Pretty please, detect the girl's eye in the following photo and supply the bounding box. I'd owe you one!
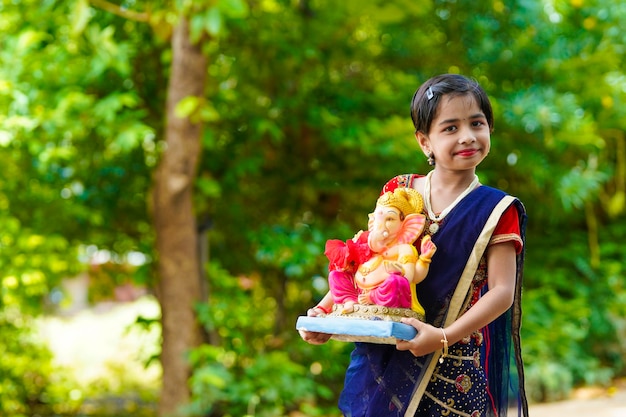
[444,125,457,132]
[472,121,485,127]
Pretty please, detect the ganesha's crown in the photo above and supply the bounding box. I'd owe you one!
[377,187,424,217]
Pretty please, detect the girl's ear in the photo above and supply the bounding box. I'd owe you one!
[415,131,430,155]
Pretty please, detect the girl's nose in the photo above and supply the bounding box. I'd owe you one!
[459,127,477,143]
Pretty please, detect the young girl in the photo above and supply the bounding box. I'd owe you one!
[299,74,529,417]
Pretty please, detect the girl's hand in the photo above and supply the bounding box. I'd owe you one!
[396,318,443,357]
[298,307,332,345]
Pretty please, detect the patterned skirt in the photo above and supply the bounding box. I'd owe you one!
[416,333,487,417]
[338,332,488,417]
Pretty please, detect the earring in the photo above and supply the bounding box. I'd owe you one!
[427,152,435,166]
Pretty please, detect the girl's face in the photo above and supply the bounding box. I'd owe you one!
[416,94,491,172]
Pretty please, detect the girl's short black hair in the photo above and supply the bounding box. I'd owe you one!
[410,74,494,134]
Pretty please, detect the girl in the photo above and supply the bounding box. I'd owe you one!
[300,74,528,417]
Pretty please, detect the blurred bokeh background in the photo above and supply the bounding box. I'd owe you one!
[1,0,625,416]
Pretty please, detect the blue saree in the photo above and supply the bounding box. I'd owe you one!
[338,180,528,417]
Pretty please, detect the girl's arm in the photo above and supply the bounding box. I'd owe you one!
[397,241,517,356]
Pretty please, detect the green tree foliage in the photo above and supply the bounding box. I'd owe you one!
[1,0,625,415]
[0,0,162,412]
[0,311,82,416]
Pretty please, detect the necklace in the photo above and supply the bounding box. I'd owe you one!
[358,255,383,278]
[423,170,480,234]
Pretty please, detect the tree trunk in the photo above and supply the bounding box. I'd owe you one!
[153,17,207,417]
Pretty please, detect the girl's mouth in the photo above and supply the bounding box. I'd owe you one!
[456,149,478,157]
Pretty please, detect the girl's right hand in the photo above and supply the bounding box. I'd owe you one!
[396,318,442,357]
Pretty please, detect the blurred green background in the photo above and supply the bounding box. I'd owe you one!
[1,0,625,416]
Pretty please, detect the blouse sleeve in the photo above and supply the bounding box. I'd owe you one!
[490,204,523,254]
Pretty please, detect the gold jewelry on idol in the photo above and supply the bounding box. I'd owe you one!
[417,255,432,267]
[357,255,383,276]
[398,254,418,264]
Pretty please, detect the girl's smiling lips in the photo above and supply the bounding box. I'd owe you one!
[455,148,479,157]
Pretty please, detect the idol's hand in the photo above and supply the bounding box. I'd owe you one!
[298,307,332,345]
[396,318,442,357]
[419,235,437,260]
[358,292,372,304]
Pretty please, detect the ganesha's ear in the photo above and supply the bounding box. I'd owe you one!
[395,214,426,245]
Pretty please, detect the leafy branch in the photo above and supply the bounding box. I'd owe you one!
[89,0,149,22]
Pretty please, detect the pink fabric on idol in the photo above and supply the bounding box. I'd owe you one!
[329,270,411,308]
[328,270,359,304]
[368,273,411,308]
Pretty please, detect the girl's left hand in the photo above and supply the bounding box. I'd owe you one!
[298,307,332,345]
[396,318,443,357]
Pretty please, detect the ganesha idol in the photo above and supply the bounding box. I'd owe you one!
[324,187,436,320]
